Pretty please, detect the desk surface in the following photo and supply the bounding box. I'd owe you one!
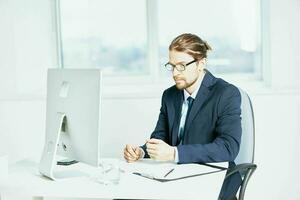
[0,158,227,200]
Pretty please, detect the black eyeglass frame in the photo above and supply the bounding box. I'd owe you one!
[164,59,197,71]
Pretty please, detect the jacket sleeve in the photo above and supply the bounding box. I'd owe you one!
[177,85,242,163]
[140,91,169,158]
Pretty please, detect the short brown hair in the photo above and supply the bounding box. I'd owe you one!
[169,33,212,60]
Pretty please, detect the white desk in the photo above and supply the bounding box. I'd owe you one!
[0,158,227,200]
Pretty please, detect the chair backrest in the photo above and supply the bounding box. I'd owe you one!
[219,88,257,200]
[234,88,255,165]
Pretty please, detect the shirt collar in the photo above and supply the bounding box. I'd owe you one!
[183,72,205,101]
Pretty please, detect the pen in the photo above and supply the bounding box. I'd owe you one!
[133,172,154,179]
[164,168,175,178]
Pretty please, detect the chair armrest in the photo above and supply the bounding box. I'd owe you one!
[225,163,257,178]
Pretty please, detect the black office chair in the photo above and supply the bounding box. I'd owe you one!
[220,88,257,200]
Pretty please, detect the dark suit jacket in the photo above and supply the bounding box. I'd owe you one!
[141,70,242,165]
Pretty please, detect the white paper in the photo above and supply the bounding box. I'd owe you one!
[121,160,225,181]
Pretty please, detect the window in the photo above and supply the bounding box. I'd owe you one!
[57,0,261,80]
[158,0,261,77]
[59,0,148,75]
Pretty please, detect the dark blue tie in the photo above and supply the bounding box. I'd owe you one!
[178,96,194,144]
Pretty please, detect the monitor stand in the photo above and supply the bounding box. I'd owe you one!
[39,112,66,180]
[57,159,79,166]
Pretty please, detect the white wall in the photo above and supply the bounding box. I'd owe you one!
[0,0,300,199]
[0,0,56,162]
[269,0,300,89]
[0,0,56,98]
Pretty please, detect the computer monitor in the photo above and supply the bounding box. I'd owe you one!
[39,68,102,180]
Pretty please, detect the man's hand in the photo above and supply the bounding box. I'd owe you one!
[146,139,175,161]
[123,144,142,163]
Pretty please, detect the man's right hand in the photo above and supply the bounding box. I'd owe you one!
[123,144,142,163]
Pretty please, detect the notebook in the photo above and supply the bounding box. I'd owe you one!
[122,160,227,182]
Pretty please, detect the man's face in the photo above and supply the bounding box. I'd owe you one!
[169,50,203,90]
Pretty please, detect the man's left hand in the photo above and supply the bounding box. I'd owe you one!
[146,139,175,161]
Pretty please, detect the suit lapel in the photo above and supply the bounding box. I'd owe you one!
[184,71,217,136]
[171,90,183,146]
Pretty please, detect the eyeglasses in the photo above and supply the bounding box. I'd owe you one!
[164,59,197,71]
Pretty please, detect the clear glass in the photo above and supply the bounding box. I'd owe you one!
[94,158,120,185]
[60,0,148,76]
[158,0,261,75]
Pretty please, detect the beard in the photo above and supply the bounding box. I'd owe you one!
[173,76,198,90]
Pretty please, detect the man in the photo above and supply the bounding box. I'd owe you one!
[124,33,242,200]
